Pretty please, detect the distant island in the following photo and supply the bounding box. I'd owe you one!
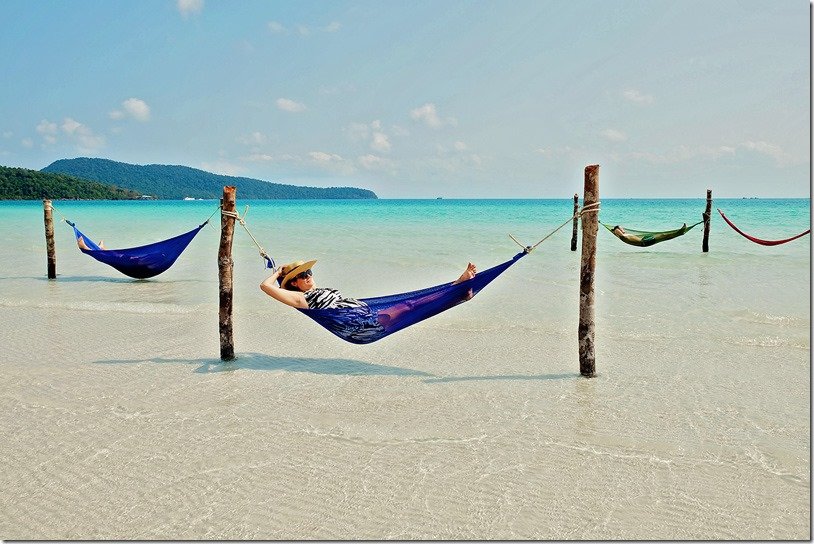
[0,165,142,200]
[41,157,378,200]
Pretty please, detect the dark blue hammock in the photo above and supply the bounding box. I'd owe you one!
[67,221,207,279]
[295,251,528,344]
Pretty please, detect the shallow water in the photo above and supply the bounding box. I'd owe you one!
[0,198,809,539]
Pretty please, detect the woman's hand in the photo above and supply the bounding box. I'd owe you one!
[266,267,282,282]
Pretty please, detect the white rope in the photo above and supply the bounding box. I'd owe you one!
[222,206,274,268]
[509,201,601,253]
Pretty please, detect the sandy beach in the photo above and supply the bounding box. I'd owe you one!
[1,302,808,539]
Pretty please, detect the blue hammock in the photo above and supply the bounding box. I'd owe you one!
[67,221,207,279]
[295,251,527,344]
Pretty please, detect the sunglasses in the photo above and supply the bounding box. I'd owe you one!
[294,269,313,280]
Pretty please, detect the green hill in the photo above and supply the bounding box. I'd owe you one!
[42,157,378,199]
[0,166,141,200]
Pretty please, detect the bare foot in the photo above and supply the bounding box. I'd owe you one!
[98,240,106,250]
[77,236,90,250]
[453,262,477,285]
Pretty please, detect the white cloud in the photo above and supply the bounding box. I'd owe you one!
[201,160,245,176]
[108,110,125,120]
[59,118,105,153]
[325,21,341,32]
[34,117,105,151]
[346,120,395,152]
[623,89,654,105]
[276,98,306,112]
[238,131,268,146]
[36,120,58,144]
[346,122,370,141]
[122,98,151,121]
[309,151,355,174]
[601,128,627,142]
[268,21,287,33]
[21,138,33,148]
[36,120,58,136]
[242,152,298,163]
[453,141,468,151]
[740,140,794,166]
[410,103,456,129]
[358,154,391,170]
[177,0,203,17]
[370,132,391,152]
[3,131,13,139]
[61,118,82,135]
[309,151,343,163]
[296,25,310,36]
[244,153,275,162]
[411,103,442,128]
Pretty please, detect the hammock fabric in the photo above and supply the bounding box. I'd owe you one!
[602,221,700,247]
[296,251,527,344]
[68,221,207,279]
[717,209,811,246]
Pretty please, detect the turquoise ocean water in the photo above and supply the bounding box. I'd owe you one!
[0,197,810,539]
[1,197,809,323]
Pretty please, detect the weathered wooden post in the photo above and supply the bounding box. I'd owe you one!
[702,189,712,252]
[578,165,599,377]
[43,199,56,279]
[219,186,236,361]
[570,193,579,251]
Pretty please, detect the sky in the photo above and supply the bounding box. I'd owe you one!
[0,0,809,198]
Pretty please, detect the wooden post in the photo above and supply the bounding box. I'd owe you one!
[570,193,579,251]
[43,199,56,279]
[578,165,599,377]
[219,186,236,361]
[702,189,712,252]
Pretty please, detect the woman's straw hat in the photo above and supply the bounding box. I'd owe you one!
[279,259,317,288]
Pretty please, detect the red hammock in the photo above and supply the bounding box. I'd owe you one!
[717,209,810,246]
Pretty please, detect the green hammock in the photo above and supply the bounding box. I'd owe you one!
[602,221,702,247]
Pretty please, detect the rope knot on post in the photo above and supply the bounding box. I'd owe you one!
[221,205,273,266]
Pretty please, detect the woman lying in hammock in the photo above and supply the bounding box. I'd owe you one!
[261,259,478,340]
[610,223,688,247]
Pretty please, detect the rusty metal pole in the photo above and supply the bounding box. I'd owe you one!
[702,189,712,252]
[570,193,579,251]
[578,165,599,377]
[43,199,56,279]
[219,186,236,361]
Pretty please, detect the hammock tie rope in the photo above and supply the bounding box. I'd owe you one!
[509,201,601,252]
[221,206,276,270]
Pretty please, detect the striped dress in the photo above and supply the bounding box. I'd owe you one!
[304,288,367,309]
[302,287,385,343]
